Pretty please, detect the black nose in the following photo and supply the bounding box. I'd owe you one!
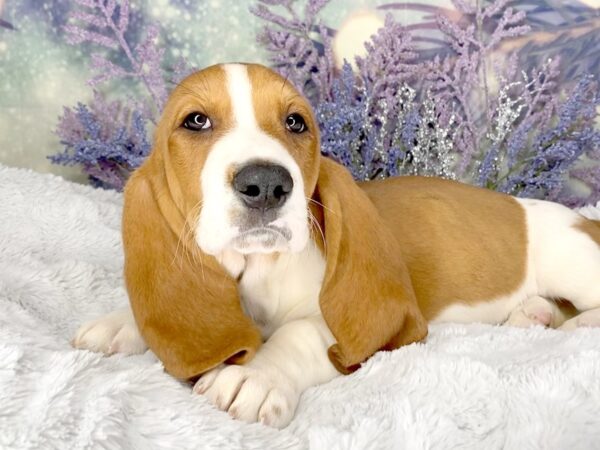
[233,163,294,210]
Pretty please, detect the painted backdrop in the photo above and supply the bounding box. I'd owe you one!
[0,0,387,180]
[1,1,599,206]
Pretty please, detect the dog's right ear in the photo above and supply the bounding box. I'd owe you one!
[314,158,428,374]
[122,166,262,380]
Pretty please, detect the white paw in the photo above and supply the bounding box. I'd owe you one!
[559,308,600,331]
[505,296,554,328]
[505,306,552,328]
[71,308,147,355]
[193,364,299,428]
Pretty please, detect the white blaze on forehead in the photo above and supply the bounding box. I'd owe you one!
[195,63,310,256]
[224,64,258,129]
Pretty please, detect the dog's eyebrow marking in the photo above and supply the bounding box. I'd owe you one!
[224,64,257,130]
[173,81,211,105]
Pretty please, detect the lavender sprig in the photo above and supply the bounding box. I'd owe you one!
[251,0,336,103]
[499,74,600,200]
[50,93,151,191]
[65,0,167,113]
[51,0,600,205]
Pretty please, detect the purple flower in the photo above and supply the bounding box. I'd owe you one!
[251,0,336,104]
[65,0,168,114]
[49,94,151,191]
[499,75,600,203]
[52,0,600,203]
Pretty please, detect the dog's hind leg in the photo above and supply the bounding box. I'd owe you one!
[518,200,600,326]
[505,296,575,328]
[550,218,600,329]
[559,308,600,330]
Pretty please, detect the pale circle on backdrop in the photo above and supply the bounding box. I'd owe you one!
[578,0,600,7]
[332,10,384,70]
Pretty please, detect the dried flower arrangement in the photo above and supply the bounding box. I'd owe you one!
[252,0,600,206]
[50,93,150,190]
[49,0,175,189]
[50,0,600,207]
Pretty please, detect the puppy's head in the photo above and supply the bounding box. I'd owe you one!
[156,63,319,257]
[146,63,426,377]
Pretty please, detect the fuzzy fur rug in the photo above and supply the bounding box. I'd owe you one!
[2,163,600,450]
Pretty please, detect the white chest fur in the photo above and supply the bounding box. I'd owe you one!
[217,241,326,338]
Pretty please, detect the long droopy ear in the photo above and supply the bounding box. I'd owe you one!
[315,157,428,374]
[122,165,262,380]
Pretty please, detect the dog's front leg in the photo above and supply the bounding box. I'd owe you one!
[72,307,148,355]
[194,315,340,428]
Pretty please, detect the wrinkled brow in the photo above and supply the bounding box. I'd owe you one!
[284,94,313,116]
[172,78,213,105]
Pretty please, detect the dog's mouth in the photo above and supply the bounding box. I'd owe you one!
[231,225,292,254]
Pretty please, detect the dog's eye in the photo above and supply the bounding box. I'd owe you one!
[285,113,307,133]
[183,112,211,131]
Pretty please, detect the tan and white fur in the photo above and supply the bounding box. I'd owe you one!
[72,63,600,428]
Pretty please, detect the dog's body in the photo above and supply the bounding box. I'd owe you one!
[73,63,600,428]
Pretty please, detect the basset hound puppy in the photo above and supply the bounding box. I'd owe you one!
[73,63,600,428]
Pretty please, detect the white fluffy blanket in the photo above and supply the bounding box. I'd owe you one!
[2,164,600,450]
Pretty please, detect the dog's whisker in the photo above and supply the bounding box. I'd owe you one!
[171,219,188,271]
[184,201,207,282]
[307,209,327,256]
[172,199,207,282]
[173,205,194,269]
[306,197,336,215]
[174,200,204,269]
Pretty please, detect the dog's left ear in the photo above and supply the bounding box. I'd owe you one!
[313,157,428,374]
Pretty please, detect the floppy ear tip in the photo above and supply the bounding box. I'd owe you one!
[388,302,429,345]
[226,346,258,365]
[326,303,429,376]
[327,344,361,375]
[406,305,429,342]
[164,345,261,381]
